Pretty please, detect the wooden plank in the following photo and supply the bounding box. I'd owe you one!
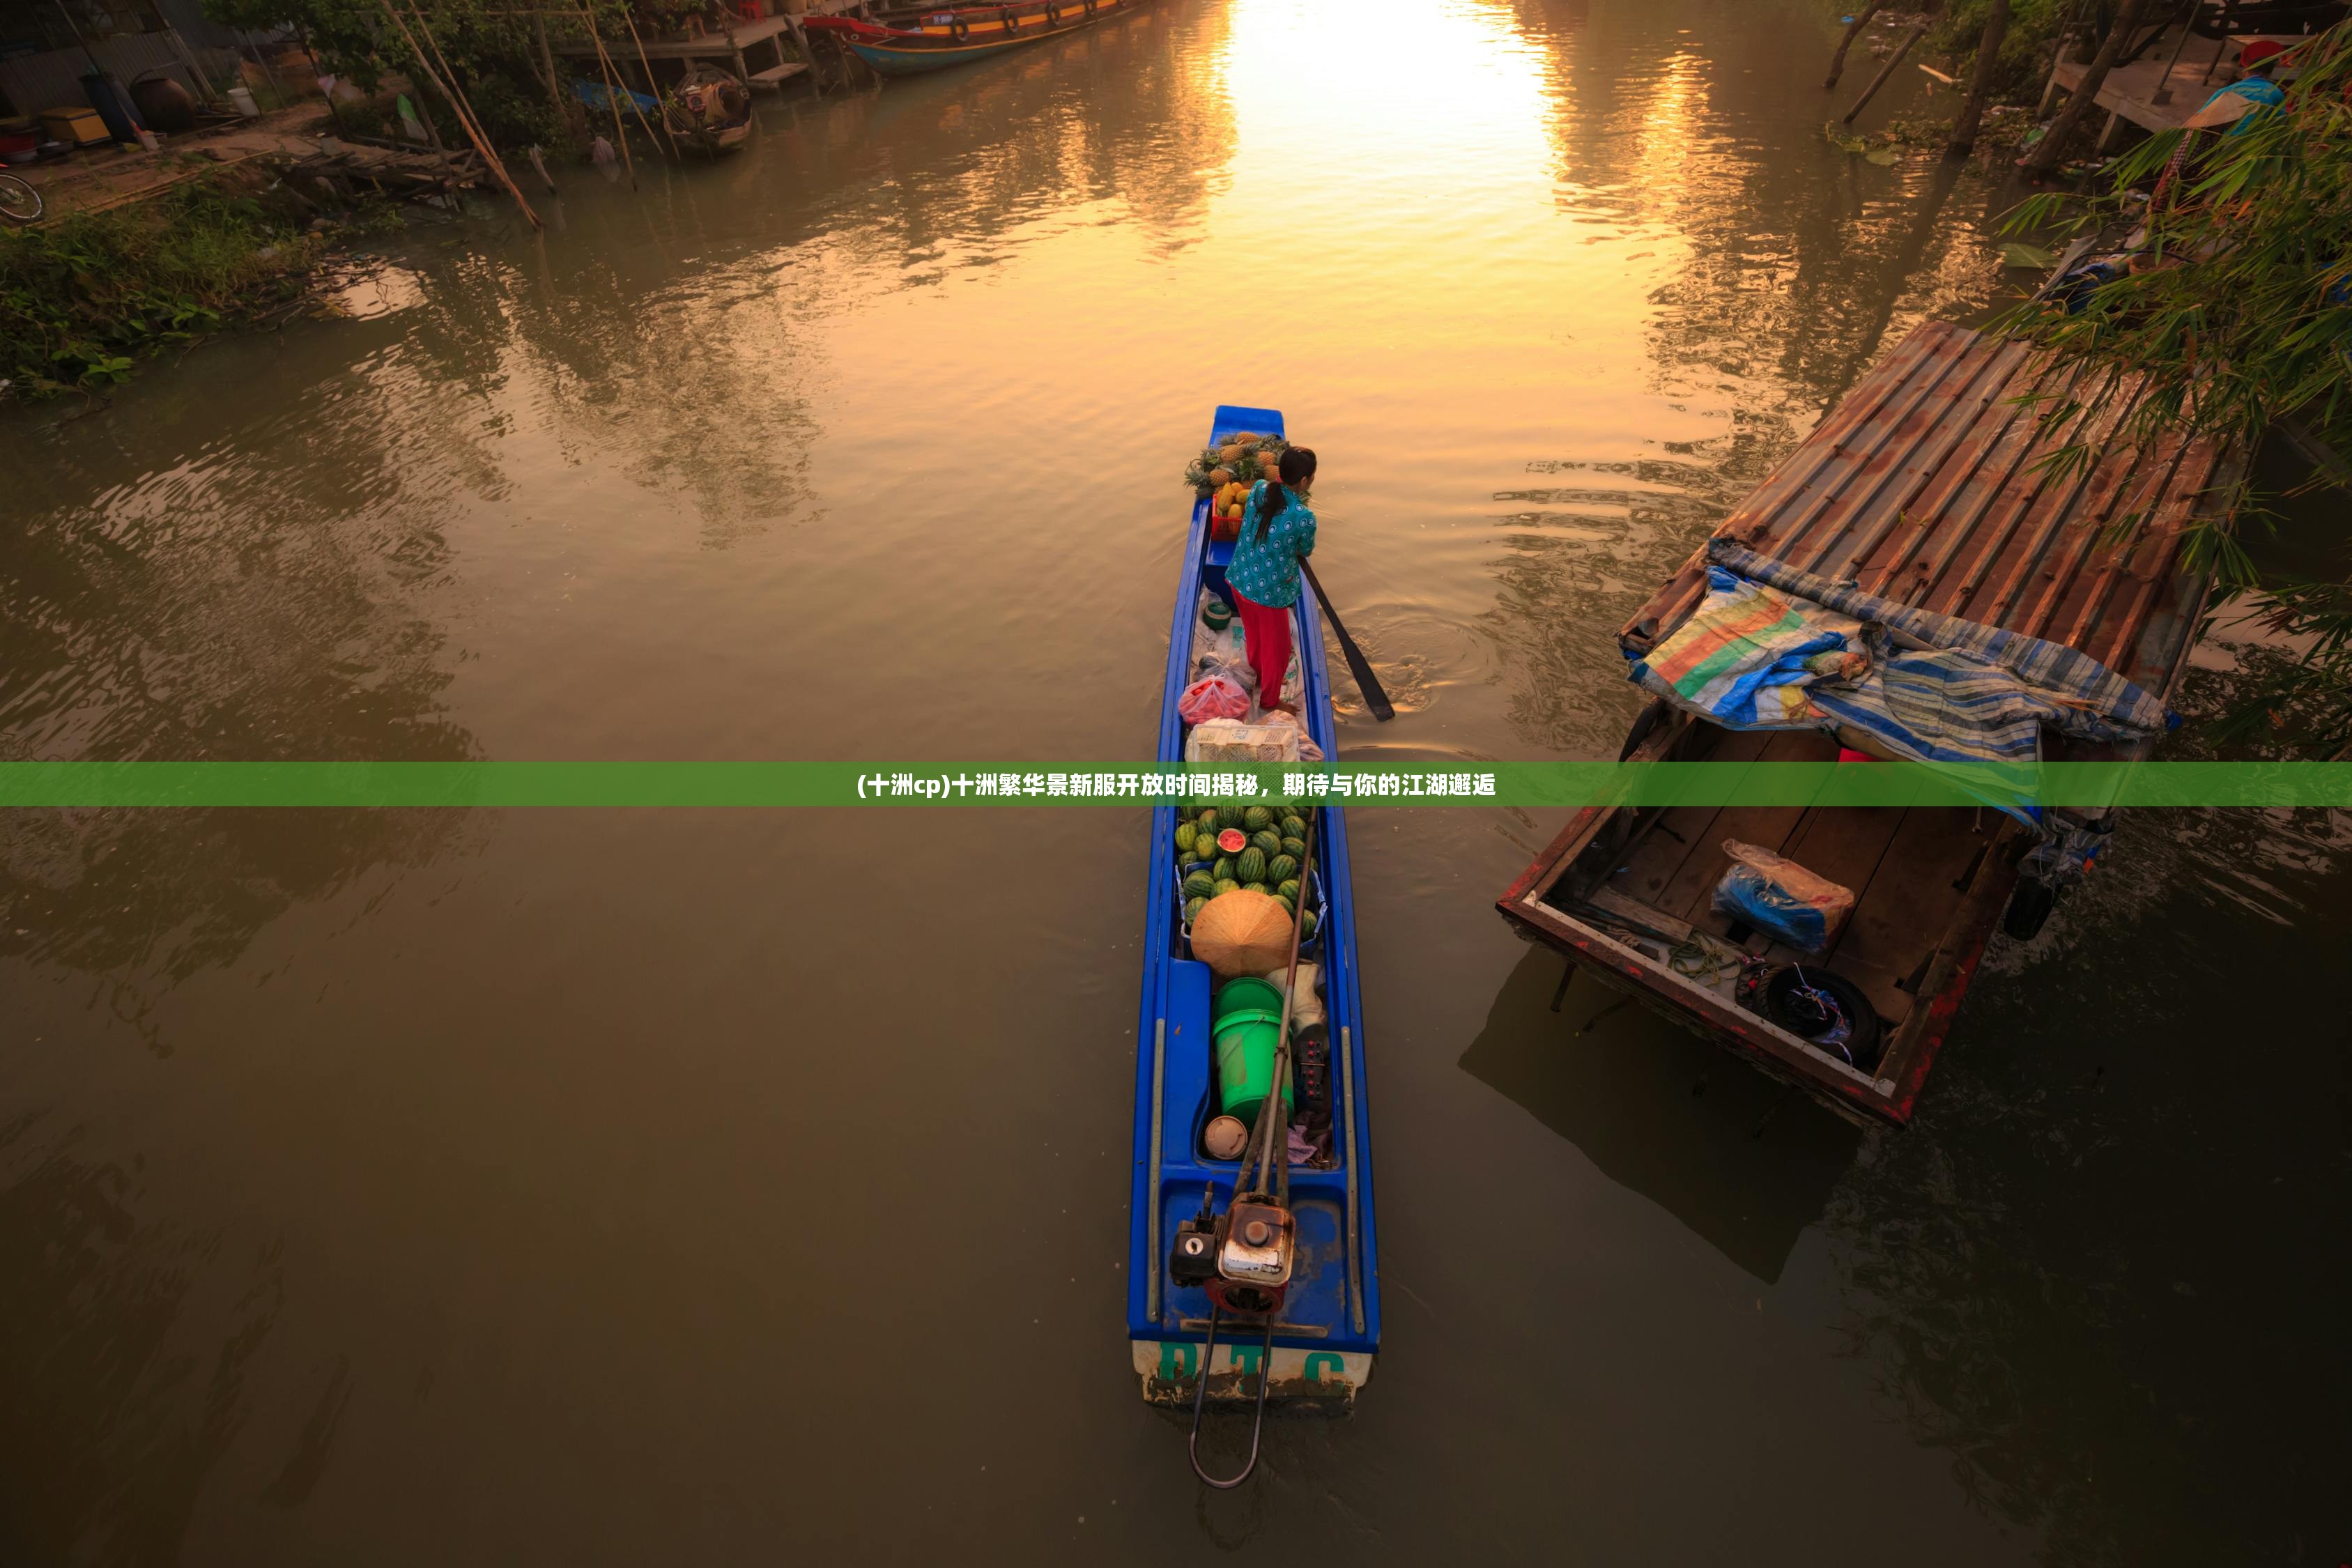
[1611,804,1724,909]
[1823,950,1914,1036]
[1831,806,1996,987]
[555,15,798,58]
[1597,723,1775,909]
[746,60,808,86]
[1778,805,1911,918]
[1661,732,1840,926]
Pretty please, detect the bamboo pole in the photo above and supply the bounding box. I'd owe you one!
[412,3,541,196]
[376,0,543,226]
[578,3,639,187]
[1824,2,1886,91]
[534,12,575,139]
[620,7,686,160]
[413,87,460,187]
[2148,3,2195,105]
[1841,21,1927,123]
[592,25,649,175]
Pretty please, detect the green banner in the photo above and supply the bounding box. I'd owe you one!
[0,760,2346,808]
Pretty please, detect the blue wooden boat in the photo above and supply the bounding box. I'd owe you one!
[804,0,1148,79]
[1126,406,1381,1446]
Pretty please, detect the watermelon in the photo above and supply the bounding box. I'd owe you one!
[1279,836,1307,862]
[1183,870,1217,900]
[1275,877,1300,902]
[1216,828,1248,855]
[1280,815,1307,840]
[1174,821,1198,855]
[1299,908,1319,939]
[1244,882,1270,898]
[1267,854,1298,884]
[1243,806,1274,832]
[1214,878,1241,898]
[1272,893,1293,917]
[1213,855,1236,883]
[1197,809,1220,838]
[1235,847,1267,884]
[1245,829,1277,859]
[1183,896,1208,924]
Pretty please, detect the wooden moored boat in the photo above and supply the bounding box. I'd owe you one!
[664,63,753,154]
[1128,406,1381,1442]
[805,0,1146,78]
[1497,322,2238,1127]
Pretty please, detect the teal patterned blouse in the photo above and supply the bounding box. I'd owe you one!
[1225,482,1317,609]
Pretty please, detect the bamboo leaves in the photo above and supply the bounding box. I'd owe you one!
[1990,22,2352,747]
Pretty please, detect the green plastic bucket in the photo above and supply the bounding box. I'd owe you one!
[1213,976,1283,1021]
[1202,597,1233,631]
[1213,1005,1293,1130]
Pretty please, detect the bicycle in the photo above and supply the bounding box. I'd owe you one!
[0,161,43,225]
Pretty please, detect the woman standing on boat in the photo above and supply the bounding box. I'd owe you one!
[1224,447,1319,716]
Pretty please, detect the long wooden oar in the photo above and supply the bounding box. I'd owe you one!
[1299,560,1395,723]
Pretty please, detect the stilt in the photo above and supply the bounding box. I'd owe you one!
[1751,1084,1800,1139]
[1548,961,1576,1014]
[783,12,824,96]
[1576,994,1634,1037]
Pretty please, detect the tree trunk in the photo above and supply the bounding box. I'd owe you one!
[1946,0,2012,157]
[1825,3,1886,91]
[2024,0,2147,174]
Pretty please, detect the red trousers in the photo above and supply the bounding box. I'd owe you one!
[1231,585,1293,709]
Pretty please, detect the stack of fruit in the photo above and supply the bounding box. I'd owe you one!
[1182,432,1295,541]
[1175,802,1316,937]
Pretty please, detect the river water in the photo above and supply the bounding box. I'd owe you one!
[4,0,2346,1562]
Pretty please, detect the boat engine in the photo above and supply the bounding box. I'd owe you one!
[1168,1186,1295,1316]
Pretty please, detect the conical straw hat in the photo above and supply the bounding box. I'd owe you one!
[1190,889,1296,978]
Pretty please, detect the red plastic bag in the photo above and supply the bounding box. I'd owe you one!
[1178,673,1251,725]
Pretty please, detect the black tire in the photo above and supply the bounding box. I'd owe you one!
[950,17,970,39]
[0,174,40,226]
[1618,697,1671,762]
[1762,966,1883,1073]
[2002,877,2058,941]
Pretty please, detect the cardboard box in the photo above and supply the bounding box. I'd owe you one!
[40,106,108,146]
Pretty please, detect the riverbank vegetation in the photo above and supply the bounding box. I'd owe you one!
[1822,1,2142,167]
[199,0,757,158]
[206,0,590,152]
[1992,23,2352,753]
[0,169,390,399]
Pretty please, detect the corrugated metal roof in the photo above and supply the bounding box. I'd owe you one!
[1622,321,2234,702]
